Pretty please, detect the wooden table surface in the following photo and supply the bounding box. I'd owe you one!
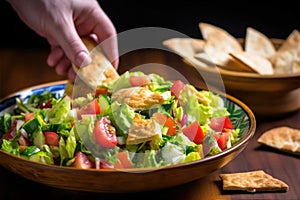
[0,48,299,200]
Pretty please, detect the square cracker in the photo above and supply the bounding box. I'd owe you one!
[257,126,300,155]
[220,170,289,192]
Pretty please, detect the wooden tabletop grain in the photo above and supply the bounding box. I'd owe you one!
[0,48,299,200]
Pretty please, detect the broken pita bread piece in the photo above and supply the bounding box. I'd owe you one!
[229,51,274,74]
[126,114,162,145]
[220,170,289,192]
[72,37,119,90]
[257,126,300,155]
[245,27,276,59]
[111,86,165,110]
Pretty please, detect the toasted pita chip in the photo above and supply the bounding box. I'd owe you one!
[257,126,300,155]
[111,86,165,110]
[198,23,243,68]
[229,51,274,74]
[193,50,255,72]
[72,37,119,90]
[245,27,276,59]
[277,29,300,52]
[199,22,243,53]
[194,52,216,66]
[220,170,289,192]
[163,38,210,68]
[126,114,162,145]
[190,38,206,54]
[269,30,300,74]
[270,49,300,74]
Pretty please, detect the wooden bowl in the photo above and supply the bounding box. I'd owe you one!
[0,80,256,193]
[181,39,300,120]
[195,66,300,120]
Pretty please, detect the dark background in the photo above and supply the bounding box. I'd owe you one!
[0,0,299,49]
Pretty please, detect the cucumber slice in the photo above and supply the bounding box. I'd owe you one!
[22,118,41,138]
[98,94,111,116]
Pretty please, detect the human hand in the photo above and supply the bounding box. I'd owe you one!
[7,0,119,81]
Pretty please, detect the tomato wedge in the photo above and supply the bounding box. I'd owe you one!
[100,160,114,169]
[45,131,59,146]
[213,132,230,150]
[78,99,101,117]
[72,151,95,169]
[182,121,204,144]
[153,113,177,136]
[130,75,150,87]
[95,87,110,97]
[94,117,117,148]
[24,112,35,122]
[209,116,233,132]
[114,151,134,169]
[170,80,185,99]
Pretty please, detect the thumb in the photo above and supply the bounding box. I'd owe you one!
[51,20,92,67]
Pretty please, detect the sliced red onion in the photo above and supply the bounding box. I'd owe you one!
[181,114,187,126]
[20,128,28,139]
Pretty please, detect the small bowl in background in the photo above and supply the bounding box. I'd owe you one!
[165,38,300,119]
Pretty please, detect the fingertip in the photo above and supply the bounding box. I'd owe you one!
[55,57,71,75]
[68,67,77,81]
[47,47,64,67]
[75,51,92,67]
[112,59,119,70]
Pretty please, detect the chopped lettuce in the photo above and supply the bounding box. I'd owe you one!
[0,70,243,169]
[148,73,173,93]
[47,96,72,124]
[110,102,135,135]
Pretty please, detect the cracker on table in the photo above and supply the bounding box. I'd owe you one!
[220,170,289,192]
[257,126,300,155]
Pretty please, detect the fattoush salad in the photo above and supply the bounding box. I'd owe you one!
[0,71,242,169]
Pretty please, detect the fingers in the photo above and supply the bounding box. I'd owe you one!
[67,67,77,81]
[48,12,92,68]
[47,47,76,81]
[55,55,77,82]
[47,46,64,67]
[55,57,71,75]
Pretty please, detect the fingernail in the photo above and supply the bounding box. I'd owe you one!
[76,51,92,67]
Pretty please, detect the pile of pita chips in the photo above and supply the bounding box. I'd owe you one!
[163,22,300,75]
[199,23,275,74]
[257,126,300,155]
[198,23,245,71]
[220,170,289,192]
[72,37,119,90]
[269,30,300,74]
